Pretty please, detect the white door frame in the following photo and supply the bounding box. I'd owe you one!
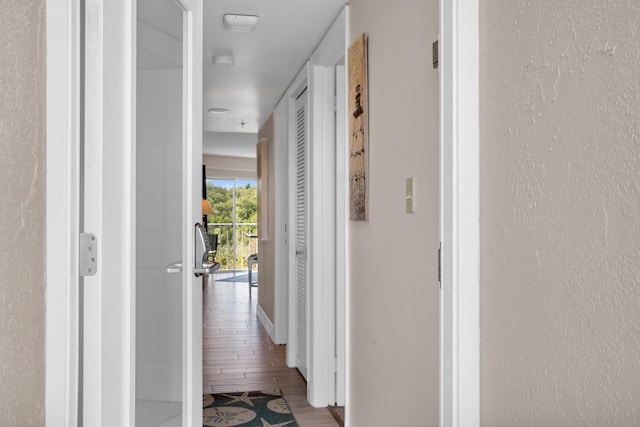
[46,0,480,424]
[285,62,337,408]
[334,62,347,407]
[46,0,81,425]
[439,0,480,426]
[307,7,348,408]
[178,2,204,425]
[283,7,348,408]
[307,63,337,407]
[45,0,203,425]
[82,0,135,424]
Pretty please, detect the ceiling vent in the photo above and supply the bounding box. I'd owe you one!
[222,14,259,32]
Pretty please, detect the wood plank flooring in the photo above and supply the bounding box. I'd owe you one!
[203,272,339,426]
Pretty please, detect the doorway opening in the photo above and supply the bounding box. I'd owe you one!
[206,178,258,272]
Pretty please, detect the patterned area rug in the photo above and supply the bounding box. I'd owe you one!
[203,390,298,427]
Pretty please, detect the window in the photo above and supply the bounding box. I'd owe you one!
[206,178,257,271]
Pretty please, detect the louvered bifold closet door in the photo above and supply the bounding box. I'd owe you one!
[294,89,309,380]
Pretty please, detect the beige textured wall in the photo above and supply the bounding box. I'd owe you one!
[348,0,440,425]
[0,0,46,424]
[480,1,640,424]
[257,116,275,321]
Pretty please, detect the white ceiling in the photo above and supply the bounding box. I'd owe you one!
[202,0,347,157]
[203,132,259,158]
[138,0,347,158]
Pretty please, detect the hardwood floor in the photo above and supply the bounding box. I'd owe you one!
[203,272,339,426]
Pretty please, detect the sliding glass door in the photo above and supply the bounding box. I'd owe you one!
[206,178,257,271]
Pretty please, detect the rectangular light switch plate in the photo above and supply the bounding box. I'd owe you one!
[406,177,414,213]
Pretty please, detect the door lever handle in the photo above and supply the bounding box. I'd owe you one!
[194,260,220,276]
[167,259,219,275]
[165,261,182,273]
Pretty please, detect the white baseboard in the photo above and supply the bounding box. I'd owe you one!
[257,304,276,343]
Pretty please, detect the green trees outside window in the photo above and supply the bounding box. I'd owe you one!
[207,179,257,271]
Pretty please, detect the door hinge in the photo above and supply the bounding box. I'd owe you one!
[432,40,439,69]
[331,356,338,373]
[79,233,98,276]
[333,96,337,112]
[438,242,442,286]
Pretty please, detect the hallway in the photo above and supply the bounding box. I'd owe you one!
[203,273,340,426]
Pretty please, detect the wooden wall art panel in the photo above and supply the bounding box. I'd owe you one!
[348,33,369,221]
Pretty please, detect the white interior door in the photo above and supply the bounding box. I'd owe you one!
[136,0,184,424]
[136,0,204,425]
[82,0,203,425]
[294,89,310,380]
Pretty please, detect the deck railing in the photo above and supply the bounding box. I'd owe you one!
[209,222,258,271]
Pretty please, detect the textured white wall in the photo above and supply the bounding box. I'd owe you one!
[0,0,46,424]
[481,1,640,424]
[348,0,440,425]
